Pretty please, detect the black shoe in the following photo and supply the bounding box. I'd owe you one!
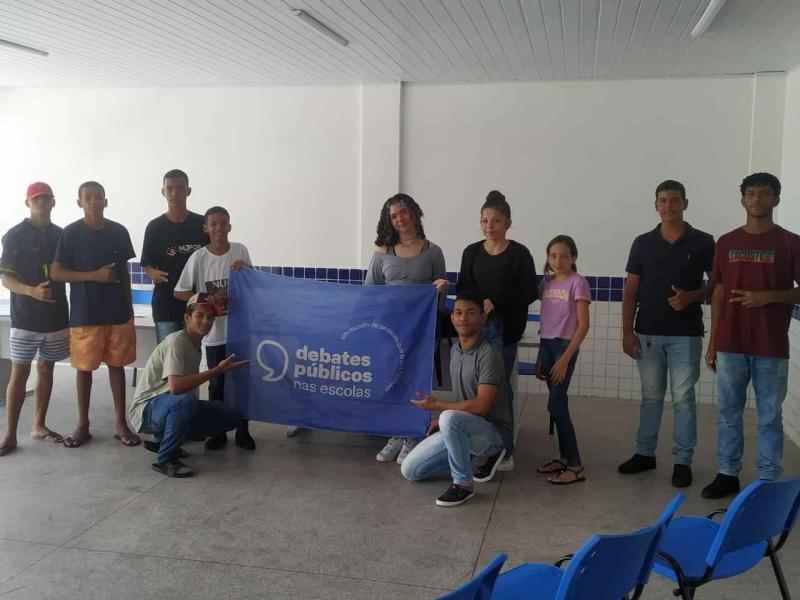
[204,432,227,450]
[436,484,476,507]
[235,428,256,451]
[672,464,693,488]
[143,440,189,459]
[473,449,507,484]
[618,454,656,474]
[701,474,740,499]
[151,458,194,478]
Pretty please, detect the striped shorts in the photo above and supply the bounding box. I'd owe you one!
[9,328,70,364]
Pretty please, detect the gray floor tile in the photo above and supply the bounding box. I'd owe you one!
[0,547,448,600]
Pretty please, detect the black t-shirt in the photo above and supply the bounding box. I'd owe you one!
[0,220,69,332]
[140,212,208,322]
[54,218,135,327]
[457,240,539,345]
[626,223,715,337]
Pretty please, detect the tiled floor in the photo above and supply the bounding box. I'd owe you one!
[1,367,798,599]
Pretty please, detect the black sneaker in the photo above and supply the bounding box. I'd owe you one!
[473,449,507,483]
[618,454,657,474]
[143,440,189,459]
[701,474,740,499]
[672,464,693,488]
[436,484,476,507]
[204,432,227,450]
[151,459,194,478]
[235,427,256,451]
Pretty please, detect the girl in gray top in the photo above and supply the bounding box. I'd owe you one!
[367,194,448,464]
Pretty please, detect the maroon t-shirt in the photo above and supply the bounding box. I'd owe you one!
[712,226,800,358]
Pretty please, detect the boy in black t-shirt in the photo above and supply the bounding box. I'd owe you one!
[141,169,208,343]
[51,181,140,449]
[0,182,70,456]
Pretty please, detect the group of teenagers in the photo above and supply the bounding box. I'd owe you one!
[0,169,798,508]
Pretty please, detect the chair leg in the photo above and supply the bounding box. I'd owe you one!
[768,551,792,600]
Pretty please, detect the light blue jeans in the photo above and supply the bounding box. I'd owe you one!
[635,335,701,465]
[716,352,788,480]
[400,410,505,487]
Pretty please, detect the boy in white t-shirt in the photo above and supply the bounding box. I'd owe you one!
[174,206,254,450]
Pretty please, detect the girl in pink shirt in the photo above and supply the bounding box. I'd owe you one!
[535,235,591,484]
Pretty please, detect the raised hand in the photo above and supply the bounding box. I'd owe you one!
[216,354,249,373]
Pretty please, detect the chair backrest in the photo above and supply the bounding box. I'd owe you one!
[437,553,507,600]
[556,524,661,600]
[706,479,800,569]
[638,493,686,584]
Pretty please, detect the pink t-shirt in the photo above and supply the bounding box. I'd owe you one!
[539,273,591,340]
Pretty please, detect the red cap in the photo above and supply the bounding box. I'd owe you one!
[26,182,54,201]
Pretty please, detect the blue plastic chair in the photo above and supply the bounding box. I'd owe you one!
[654,478,800,599]
[491,493,685,600]
[437,553,507,600]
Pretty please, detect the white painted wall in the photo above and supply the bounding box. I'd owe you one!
[780,66,800,448]
[402,76,785,273]
[0,86,361,269]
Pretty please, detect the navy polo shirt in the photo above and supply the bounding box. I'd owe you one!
[0,220,69,332]
[626,223,715,337]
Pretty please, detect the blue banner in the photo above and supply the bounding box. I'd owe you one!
[227,270,436,437]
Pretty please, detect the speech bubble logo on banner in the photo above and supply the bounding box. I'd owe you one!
[340,321,405,392]
[256,339,290,382]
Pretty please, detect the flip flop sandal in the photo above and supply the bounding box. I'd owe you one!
[548,466,586,485]
[31,431,64,444]
[0,445,18,457]
[114,433,142,447]
[63,432,92,448]
[536,459,567,474]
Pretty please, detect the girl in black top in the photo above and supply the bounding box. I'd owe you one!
[457,191,538,453]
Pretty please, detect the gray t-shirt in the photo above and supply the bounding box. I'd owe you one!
[449,337,513,436]
[128,330,202,432]
[365,241,446,285]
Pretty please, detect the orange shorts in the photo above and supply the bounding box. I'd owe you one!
[70,319,136,371]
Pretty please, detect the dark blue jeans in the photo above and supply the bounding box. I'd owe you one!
[537,337,581,467]
[140,392,241,463]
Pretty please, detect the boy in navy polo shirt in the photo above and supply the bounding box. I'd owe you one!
[51,181,140,449]
[0,182,70,456]
[618,180,714,488]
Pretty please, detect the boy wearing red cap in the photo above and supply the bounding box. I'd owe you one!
[0,183,70,456]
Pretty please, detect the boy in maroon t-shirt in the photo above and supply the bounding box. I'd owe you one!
[703,172,800,499]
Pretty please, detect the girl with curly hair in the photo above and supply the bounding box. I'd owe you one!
[366,193,448,465]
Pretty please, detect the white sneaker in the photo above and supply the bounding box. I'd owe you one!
[497,454,515,472]
[376,437,404,462]
[396,438,418,465]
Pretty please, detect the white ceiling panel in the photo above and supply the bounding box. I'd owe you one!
[0,0,799,86]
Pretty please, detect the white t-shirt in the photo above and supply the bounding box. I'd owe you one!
[174,242,251,346]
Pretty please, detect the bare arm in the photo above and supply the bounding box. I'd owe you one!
[622,274,641,358]
[167,355,248,395]
[412,383,497,417]
[50,261,114,283]
[549,300,590,384]
[2,273,34,296]
[174,290,193,301]
[705,283,725,371]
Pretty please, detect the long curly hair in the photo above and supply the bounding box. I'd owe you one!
[374,193,426,247]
